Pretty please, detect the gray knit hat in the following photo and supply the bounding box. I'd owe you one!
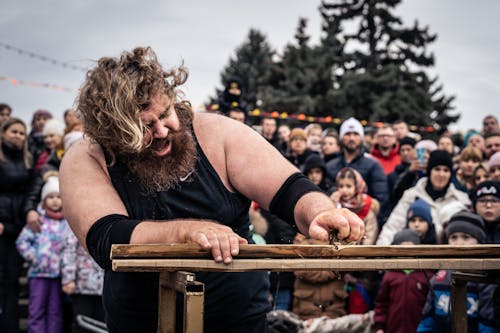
[446,211,486,244]
[392,229,421,245]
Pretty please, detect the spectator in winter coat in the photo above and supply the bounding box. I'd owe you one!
[0,118,34,333]
[417,211,497,333]
[472,181,500,244]
[61,229,105,332]
[16,176,70,333]
[287,128,318,172]
[27,109,52,168]
[321,132,341,163]
[453,146,483,193]
[405,199,437,244]
[374,229,432,333]
[292,234,347,320]
[303,154,333,193]
[377,150,471,245]
[326,117,388,206]
[0,103,12,126]
[370,124,401,175]
[488,152,500,182]
[34,118,65,172]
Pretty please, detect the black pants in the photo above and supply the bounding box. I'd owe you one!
[72,294,105,333]
[0,238,23,333]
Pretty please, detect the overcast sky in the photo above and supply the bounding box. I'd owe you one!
[1,0,499,132]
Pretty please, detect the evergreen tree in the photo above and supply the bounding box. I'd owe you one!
[212,29,274,112]
[321,0,458,129]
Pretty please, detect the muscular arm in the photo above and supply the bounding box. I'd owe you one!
[59,138,246,265]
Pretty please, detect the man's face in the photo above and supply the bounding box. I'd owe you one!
[125,94,196,193]
[140,94,180,157]
[278,125,290,143]
[429,165,451,191]
[228,110,245,123]
[483,117,499,135]
[261,119,276,137]
[399,144,415,164]
[393,123,408,140]
[485,135,500,158]
[475,195,500,223]
[375,128,396,150]
[341,132,362,154]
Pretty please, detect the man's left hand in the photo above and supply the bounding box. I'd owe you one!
[308,208,364,243]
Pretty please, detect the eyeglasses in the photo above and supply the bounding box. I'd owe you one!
[477,198,500,206]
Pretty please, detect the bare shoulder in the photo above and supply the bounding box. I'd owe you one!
[60,137,107,176]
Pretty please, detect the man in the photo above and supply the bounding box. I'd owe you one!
[482,115,499,136]
[227,104,246,123]
[485,132,500,159]
[260,116,279,146]
[370,124,401,175]
[59,47,364,333]
[326,117,388,205]
[393,120,420,141]
[0,103,12,126]
[276,124,291,155]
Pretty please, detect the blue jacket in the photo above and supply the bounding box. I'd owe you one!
[326,151,388,205]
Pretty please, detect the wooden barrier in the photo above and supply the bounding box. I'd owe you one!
[111,244,500,333]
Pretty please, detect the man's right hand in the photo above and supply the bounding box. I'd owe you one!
[183,221,248,264]
[26,210,42,233]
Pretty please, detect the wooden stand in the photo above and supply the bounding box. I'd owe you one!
[111,244,500,333]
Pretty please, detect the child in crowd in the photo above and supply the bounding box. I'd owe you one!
[374,229,432,333]
[472,180,500,243]
[405,199,437,244]
[16,176,70,333]
[331,167,378,245]
[472,164,490,189]
[303,154,333,193]
[331,167,379,314]
[417,210,497,333]
[61,228,105,332]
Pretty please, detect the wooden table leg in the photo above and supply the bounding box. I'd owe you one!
[451,275,468,333]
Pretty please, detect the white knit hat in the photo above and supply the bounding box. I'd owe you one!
[339,117,364,139]
[41,176,60,201]
[42,119,65,137]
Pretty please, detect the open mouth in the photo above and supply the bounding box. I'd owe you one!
[151,139,172,157]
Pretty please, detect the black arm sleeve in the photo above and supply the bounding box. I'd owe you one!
[86,214,142,269]
[269,172,322,227]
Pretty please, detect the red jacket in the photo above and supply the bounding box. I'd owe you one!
[374,270,431,333]
[370,144,401,175]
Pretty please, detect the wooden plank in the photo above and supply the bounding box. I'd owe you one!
[112,258,500,272]
[158,272,176,333]
[451,277,468,333]
[110,244,500,259]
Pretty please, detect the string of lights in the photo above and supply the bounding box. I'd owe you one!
[0,75,77,93]
[0,41,87,72]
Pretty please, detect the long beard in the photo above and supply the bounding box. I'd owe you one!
[122,118,197,194]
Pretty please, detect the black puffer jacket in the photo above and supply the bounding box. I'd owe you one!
[0,142,33,239]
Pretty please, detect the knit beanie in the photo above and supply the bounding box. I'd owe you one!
[406,199,433,226]
[399,136,416,148]
[339,117,364,139]
[488,151,500,169]
[33,109,53,119]
[446,211,486,244]
[289,128,308,141]
[472,180,500,208]
[426,150,453,175]
[42,118,65,137]
[392,229,421,245]
[41,176,60,202]
[303,154,325,175]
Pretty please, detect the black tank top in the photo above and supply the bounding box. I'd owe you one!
[102,131,270,333]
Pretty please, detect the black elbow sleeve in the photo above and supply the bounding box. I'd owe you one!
[86,214,141,270]
[269,172,322,226]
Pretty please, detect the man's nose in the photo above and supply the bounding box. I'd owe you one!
[153,123,169,138]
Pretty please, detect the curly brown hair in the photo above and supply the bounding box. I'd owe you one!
[77,47,189,162]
